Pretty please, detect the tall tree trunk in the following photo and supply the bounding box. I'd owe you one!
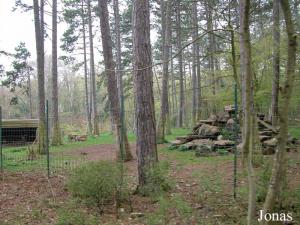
[239,0,256,224]
[196,39,201,121]
[113,0,133,161]
[205,0,216,95]
[170,45,177,124]
[261,1,297,224]
[176,1,184,128]
[133,0,158,186]
[33,0,46,154]
[81,0,93,135]
[27,72,33,119]
[157,0,171,143]
[98,0,133,161]
[191,2,198,125]
[270,0,280,127]
[51,0,62,146]
[87,0,99,135]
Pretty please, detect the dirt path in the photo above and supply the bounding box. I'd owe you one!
[1,143,299,225]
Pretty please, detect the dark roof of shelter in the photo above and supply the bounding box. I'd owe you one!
[2,119,39,128]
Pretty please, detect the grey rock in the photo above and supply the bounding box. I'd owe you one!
[198,124,220,138]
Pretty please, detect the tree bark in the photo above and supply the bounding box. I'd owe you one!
[27,71,33,119]
[113,0,133,161]
[133,0,158,186]
[239,0,256,224]
[87,0,99,135]
[157,0,171,143]
[270,0,280,127]
[261,1,297,223]
[33,0,46,154]
[81,0,93,135]
[205,0,216,95]
[98,0,133,161]
[51,0,62,146]
[176,1,184,128]
[191,2,198,125]
[170,45,178,124]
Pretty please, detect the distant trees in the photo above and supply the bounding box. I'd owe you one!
[1,43,33,117]
[86,0,99,136]
[270,0,280,127]
[175,1,185,128]
[133,0,158,186]
[157,0,172,143]
[61,0,93,134]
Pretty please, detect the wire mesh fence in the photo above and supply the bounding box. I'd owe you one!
[0,103,92,176]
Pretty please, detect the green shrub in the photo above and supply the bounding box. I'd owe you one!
[144,194,192,225]
[221,128,235,140]
[256,160,271,202]
[55,208,97,225]
[67,161,128,213]
[138,161,173,198]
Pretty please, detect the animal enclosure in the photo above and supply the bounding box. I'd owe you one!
[1,119,38,146]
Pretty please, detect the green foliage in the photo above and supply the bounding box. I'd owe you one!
[67,161,128,212]
[165,128,190,142]
[56,208,97,225]
[220,128,234,140]
[144,194,192,225]
[1,42,33,105]
[281,187,300,216]
[289,127,300,139]
[177,145,190,152]
[256,160,272,202]
[138,161,173,198]
[216,148,229,155]
[193,170,223,203]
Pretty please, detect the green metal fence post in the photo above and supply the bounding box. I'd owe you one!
[0,106,3,173]
[233,84,238,199]
[46,100,50,177]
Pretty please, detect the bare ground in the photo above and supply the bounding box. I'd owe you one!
[1,144,299,225]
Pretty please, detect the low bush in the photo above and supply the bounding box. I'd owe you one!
[256,160,272,202]
[138,161,173,198]
[55,208,97,225]
[67,161,128,213]
[144,194,192,225]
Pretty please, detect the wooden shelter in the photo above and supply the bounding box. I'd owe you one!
[1,119,38,146]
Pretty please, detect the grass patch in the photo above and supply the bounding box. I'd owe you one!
[165,128,190,142]
[288,126,300,139]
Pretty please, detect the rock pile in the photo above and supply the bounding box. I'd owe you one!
[169,106,298,157]
[169,105,238,157]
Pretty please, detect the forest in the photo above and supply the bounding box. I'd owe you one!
[0,0,299,224]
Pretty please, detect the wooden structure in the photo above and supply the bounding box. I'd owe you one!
[1,119,38,146]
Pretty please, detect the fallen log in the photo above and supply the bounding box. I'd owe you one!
[257,119,278,133]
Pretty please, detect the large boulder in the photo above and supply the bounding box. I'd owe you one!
[217,112,230,123]
[195,145,213,157]
[225,118,235,131]
[263,138,278,147]
[208,114,217,122]
[262,147,276,155]
[181,139,213,151]
[213,140,235,151]
[259,135,272,142]
[198,124,220,139]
